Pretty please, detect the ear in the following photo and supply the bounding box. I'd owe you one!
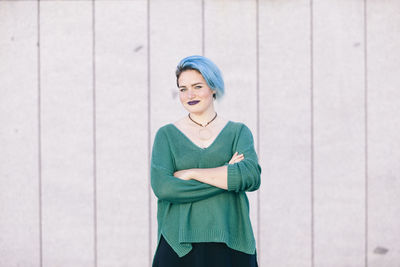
[212,91,217,100]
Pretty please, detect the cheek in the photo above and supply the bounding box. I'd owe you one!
[179,93,185,102]
[199,89,213,99]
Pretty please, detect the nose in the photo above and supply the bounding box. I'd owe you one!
[187,89,196,99]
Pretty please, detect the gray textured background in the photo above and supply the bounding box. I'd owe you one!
[1,0,399,266]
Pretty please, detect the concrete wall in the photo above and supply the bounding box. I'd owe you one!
[0,0,399,266]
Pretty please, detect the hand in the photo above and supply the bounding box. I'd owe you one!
[228,152,244,164]
[173,169,194,180]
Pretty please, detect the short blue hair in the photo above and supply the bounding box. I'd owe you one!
[176,55,225,101]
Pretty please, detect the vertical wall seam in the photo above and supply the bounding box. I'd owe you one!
[310,0,315,266]
[255,0,260,265]
[201,0,205,56]
[92,1,98,266]
[363,0,369,266]
[37,1,43,266]
[147,0,152,265]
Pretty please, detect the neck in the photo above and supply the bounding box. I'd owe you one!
[189,109,217,126]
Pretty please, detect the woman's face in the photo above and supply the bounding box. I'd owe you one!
[178,69,216,114]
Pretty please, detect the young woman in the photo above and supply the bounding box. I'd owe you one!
[151,55,261,267]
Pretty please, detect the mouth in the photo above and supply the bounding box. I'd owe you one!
[187,100,200,105]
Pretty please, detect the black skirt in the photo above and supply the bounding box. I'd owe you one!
[152,235,258,267]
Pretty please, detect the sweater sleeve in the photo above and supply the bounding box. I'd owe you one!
[150,128,225,204]
[227,124,262,192]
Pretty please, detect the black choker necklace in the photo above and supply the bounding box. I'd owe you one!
[188,112,218,140]
[188,112,218,127]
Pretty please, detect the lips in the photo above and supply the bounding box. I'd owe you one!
[188,100,200,105]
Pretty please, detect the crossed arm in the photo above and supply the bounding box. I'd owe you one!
[151,124,261,203]
[173,152,244,190]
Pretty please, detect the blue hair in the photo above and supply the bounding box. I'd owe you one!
[176,55,225,101]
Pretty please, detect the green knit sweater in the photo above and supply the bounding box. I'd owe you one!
[150,120,261,258]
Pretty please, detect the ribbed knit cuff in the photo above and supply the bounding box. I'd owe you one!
[227,163,240,192]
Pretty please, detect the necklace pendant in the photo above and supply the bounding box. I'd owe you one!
[199,128,212,140]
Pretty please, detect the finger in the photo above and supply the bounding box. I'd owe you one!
[230,152,243,164]
[231,156,240,162]
[233,156,243,161]
[230,155,239,162]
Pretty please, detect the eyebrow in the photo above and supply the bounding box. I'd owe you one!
[179,82,204,88]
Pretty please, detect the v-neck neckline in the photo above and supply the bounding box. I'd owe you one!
[169,120,232,150]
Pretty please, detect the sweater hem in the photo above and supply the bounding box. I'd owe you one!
[178,228,256,255]
[160,231,193,258]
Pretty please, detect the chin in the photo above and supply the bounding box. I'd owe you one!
[186,106,205,114]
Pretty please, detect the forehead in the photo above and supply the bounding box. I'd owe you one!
[178,69,206,86]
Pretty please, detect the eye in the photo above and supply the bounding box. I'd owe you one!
[195,86,202,89]
[179,88,186,92]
